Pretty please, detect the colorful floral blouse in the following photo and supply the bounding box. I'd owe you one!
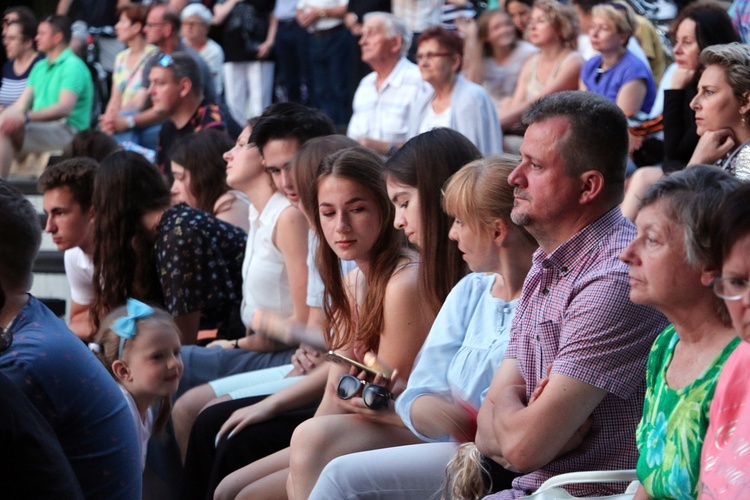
[636,325,739,499]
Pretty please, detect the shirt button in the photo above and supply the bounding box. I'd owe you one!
[541,288,549,296]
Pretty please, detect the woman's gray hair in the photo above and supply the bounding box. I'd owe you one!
[700,43,750,124]
[363,12,412,57]
[639,166,741,269]
[639,166,741,327]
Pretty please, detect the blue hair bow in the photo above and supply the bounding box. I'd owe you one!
[112,299,154,358]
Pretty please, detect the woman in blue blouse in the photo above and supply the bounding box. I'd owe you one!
[307,154,538,499]
[579,0,656,117]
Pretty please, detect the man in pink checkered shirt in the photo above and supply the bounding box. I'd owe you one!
[476,91,668,499]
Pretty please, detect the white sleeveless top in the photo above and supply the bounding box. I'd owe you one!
[241,191,294,327]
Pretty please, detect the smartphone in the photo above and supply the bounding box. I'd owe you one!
[326,350,390,380]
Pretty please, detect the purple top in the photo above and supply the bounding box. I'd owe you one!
[486,207,668,499]
[580,50,657,114]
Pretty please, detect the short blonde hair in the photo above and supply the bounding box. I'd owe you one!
[532,0,580,50]
[592,0,637,41]
[442,154,519,239]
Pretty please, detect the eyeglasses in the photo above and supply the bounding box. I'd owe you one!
[145,21,168,29]
[712,277,750,301]
[2,18,18,27]
[2,35,23,43]
[181,21,205,28]
[415,51,453,62]
[337,374,392,410]
[157,53,175,68]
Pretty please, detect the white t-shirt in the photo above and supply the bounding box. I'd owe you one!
[117,384,154,471]
[64,247,94,305]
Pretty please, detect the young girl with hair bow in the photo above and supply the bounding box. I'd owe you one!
[89,298,184,469]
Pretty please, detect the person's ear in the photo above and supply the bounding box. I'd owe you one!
[578,170,605,205]
[85,206,95,224]
[739,93,750,121]
[493,218,508,245]
[112,359,132,383]
[390,36,403,56]
[700,265,719,288]
[450,53,461,73]
[179,77,192,98]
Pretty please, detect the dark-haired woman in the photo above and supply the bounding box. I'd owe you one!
[91,151,247,345]
[170,129,250,232]
[211,147,434,500]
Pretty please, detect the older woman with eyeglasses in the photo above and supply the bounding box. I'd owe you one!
[408,26,503,156]
[0,9,42,110]
[699,183,750,497]
[618,165,741,500]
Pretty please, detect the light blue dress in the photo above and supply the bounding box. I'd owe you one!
[396,272,516,441]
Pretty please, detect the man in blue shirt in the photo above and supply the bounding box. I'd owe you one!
[0,179,142,499]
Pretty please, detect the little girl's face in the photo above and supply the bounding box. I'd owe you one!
[122,325,183,399]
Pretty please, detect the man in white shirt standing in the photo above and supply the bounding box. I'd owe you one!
[37,157,97,341]
[347,12,431,157]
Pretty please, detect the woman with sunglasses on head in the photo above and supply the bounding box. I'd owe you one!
[409,27,503,156]
[499,0,582,152]
[687,42,750,181]
[700,183,750,497]
[618,165,741,500]
[579,0,657,118]
[307,154,538,500]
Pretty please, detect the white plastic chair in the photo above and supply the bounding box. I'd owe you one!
[520,470,639,500]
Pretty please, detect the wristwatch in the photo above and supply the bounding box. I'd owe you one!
[125,115,136,130]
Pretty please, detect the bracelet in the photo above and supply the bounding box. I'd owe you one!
[318,9,326,18]
[233,338,241,349]
[24,112,30,124]
[125,115,136,130]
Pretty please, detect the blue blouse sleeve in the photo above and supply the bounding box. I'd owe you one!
[395,273,494,442]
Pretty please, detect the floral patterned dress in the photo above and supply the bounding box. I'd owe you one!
[636,325,739,499]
